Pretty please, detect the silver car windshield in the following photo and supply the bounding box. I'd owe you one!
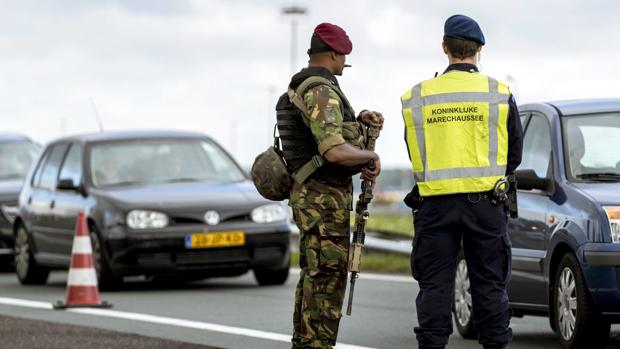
[563,113,620,180]
[0,141,40,181]
[90,139,246,188]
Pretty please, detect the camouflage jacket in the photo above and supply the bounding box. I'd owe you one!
[288,68,357,211]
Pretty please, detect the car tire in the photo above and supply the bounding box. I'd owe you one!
[89,226,122,291]
[254,261,290,286]
[554,253,610,349]
[14,224,49,285]
[453,254,477,340]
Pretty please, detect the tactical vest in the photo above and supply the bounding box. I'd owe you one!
[401,70,510,196]
[276,76,359,186]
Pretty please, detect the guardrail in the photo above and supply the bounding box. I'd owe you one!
[289,223,411,255]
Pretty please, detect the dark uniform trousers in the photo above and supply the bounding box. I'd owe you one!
[411,193,512,349]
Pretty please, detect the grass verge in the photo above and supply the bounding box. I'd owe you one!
[353,211,414,237]
[291,251,410,275]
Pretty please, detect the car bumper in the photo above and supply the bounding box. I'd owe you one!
[581,243,620,318]
[104,222,291,277]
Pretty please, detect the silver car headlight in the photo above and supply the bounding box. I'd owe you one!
[603,206,620,243]
[127,210,169,229]
[251,204,288,223]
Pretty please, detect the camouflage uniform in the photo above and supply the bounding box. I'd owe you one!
[290,83,354,349]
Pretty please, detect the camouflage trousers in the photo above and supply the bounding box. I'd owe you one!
[291,206,350,349]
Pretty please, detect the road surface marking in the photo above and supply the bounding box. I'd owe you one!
[0,296,374,349]
[0,297,53,310]
[291,268,417,284]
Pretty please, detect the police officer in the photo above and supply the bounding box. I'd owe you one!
[400,15,523,349]
[278,23,383,349]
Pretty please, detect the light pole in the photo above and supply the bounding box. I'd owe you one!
[282,6,308,76]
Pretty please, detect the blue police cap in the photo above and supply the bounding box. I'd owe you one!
[444,14,485,45]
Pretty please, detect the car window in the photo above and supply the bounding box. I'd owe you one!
[37,144,69,190]
[58,143,83,186]
[580,127,620,169]
[520,114,552,178]
[89,139,246,188]
[32,148,52,187]
[519,112,530,128]
[0,141,40,181]
[563,113,620,179]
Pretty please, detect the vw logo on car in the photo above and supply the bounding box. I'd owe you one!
[204,210,220,226]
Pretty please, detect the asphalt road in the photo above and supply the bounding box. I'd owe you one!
[0,270,618,349]
[0,314,219,349]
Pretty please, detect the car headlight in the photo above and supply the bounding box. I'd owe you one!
[126,210,169,229]
[251,204,288,223]
[603,206,620,243]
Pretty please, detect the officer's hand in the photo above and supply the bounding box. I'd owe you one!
[359,110,384,128]
[362,155,381,182]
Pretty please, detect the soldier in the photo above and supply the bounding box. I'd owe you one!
[276,23,383,349]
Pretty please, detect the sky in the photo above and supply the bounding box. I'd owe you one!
[1,0,619,168]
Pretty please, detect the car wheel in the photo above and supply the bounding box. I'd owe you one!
[554,253,610,349]
[14,224,49,285]
[89,227,122,291]
[453,255,477,339]
[254,261,290,286]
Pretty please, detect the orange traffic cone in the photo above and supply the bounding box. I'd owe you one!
[54,212,112,309]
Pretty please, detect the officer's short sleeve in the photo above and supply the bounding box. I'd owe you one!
[302,84,346,155]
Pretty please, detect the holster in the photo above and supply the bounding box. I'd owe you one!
[404,186,421,210]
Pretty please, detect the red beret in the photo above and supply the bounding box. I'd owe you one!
[312,23,352,55]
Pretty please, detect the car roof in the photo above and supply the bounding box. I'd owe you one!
[546,98,620,116]
[0,133,33,142]
[50,130,210,145]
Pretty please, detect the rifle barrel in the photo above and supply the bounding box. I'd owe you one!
[346,273,357,315]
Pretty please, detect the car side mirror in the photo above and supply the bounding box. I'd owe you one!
[515,169,552,192]
[57,178,79,192]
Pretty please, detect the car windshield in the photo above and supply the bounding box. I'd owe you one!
[89,139,246,188]
[0,141,40,181]
[563,113,620,181]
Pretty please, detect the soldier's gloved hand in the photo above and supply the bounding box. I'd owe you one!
[359,110,384,129]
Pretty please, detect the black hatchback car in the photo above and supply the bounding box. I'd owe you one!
[0,134,40,266]
[13,131,292,289]
[453,99,620,349]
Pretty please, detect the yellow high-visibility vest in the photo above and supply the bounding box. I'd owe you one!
[401,70,510,197]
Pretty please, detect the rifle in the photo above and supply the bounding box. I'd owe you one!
[346,123,381,316]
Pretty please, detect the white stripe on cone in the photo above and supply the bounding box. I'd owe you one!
[71,236,93,254]
[67,268,98,286]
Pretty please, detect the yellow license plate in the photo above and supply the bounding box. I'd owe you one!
[185,231,245,249]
